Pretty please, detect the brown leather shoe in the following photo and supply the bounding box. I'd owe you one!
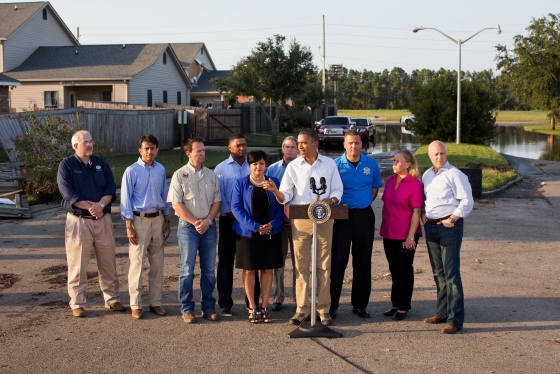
[105,302,126,312]
[72,308,86,318]
[131,309,143,319]
[424,316,445,324]
[182,312,197,324]
[441,324,461,334]
[149,305,166,316]
[202,309,220,321]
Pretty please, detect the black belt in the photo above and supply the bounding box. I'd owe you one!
[426,215,451,225]
[133,211,160,218]
[70,212,96,220]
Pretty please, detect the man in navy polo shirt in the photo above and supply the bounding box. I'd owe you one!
[57,130,123,318]
[330,130,382,319]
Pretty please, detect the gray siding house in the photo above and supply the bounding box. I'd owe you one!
[5,44,191,111]
[0,1,78,73]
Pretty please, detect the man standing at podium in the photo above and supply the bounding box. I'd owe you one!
[330,130,382,320]
[263,129,343,327]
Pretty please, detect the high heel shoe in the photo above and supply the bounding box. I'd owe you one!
[261,307,271,323]
[248,308,259,323]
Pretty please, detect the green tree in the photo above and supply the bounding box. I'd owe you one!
[410,72,499,144]
[496,13,560,130]
[212,35,315,143]
[291,71,333,126]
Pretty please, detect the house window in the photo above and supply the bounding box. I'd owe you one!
[147,90,152,107]
[163,91,167,104]
[177,92,181,106]
[44,91,58,109]
[200,47,204,55]
[100,91,111,102]
[43,8,47,20]
[163,52,167,64]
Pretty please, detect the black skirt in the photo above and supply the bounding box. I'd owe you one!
[235,232,283,270]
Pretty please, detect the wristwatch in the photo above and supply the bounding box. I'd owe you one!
[449,217,456,224]
[99,202,105,209]
[330,197,337,205]
[207,218,213,225]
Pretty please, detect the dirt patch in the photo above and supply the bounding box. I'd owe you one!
[0,273,19,290]
[40,265,98,285]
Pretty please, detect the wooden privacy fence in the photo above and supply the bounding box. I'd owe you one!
[77,100,164,110]
[157,103,242,142]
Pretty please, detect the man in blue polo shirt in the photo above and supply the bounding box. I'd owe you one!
[330,130,382,319]
[57,130,123,318]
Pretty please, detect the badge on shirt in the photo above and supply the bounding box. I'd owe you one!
[339,168,347,173]
[95,165,102,172]
[182,173,189,178]
[363,167,371,175]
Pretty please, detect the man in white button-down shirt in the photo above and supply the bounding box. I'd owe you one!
[421,140,473,334]
[264,129,343,327]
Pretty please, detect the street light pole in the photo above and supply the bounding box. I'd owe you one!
[412,26,501,144]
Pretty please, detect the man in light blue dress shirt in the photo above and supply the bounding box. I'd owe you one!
[121,135,171,320]
[266,136,298,312]
[421,140,473,334]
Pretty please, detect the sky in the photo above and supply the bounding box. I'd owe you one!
[34,0,557,75]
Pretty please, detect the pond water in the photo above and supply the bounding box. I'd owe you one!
[319,125,560,161]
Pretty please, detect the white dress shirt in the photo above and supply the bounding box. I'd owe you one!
[279,154,343,205]
[423,161,474,219]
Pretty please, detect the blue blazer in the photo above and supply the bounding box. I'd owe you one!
[231,175,285,238]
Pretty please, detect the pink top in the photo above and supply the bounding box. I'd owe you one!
[380,174,424,240]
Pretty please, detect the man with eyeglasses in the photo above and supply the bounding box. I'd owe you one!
[57,130,124,318]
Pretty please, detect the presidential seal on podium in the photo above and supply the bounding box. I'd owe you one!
[307,200,331,224]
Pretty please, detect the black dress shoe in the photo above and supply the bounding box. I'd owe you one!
[329,309,337,319]
[393,310,408,320]
[271,302,282,311]
[352,308,370,318]
[383,308,398,317]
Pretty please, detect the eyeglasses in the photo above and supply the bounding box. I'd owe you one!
[78,140,95,146]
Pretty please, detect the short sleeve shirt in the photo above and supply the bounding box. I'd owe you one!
[167,163,221,220]
[380,174,424,240]
[335,153,382,208]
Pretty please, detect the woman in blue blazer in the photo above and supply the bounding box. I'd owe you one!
[231,150,284,323]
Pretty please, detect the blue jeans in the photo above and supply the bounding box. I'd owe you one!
[424,219,464,329]
[177,219,217,315]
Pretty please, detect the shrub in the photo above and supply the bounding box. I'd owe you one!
[11,114,115,202]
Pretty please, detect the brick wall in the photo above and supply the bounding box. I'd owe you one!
[0,87,9,114]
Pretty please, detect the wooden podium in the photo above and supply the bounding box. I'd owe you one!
[285,203,348,339]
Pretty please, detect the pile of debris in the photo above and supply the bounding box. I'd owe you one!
[0,163,30,218]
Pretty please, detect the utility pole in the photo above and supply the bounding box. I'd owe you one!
[322,15,326,119]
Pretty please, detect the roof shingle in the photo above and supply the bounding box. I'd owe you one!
[191,70,230,93]
[0,2,46,39]
[5,44,170,80]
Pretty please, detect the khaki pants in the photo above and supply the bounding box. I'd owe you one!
[291,219,334,315]
[128,215,165,309]
[65,213,120,309]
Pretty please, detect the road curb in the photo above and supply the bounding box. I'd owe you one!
[481,175,523,198]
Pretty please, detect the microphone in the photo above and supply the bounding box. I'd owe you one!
[310,177,316,191]
[320,177,326,190]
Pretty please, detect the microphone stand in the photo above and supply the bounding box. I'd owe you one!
[289,178,342,339]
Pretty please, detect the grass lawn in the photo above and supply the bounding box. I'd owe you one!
[338,109,548,123]
[338,109,411,121]
[414,143,517,192]
[109,149,230,188]
[523,124,560,136]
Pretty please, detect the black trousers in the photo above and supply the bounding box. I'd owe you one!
[330,206,375,312]
[383,236,419,311]
[217,215,260,309]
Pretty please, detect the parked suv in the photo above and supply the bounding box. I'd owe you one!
[317,116,354,143]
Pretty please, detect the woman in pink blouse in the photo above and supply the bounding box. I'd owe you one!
[380,149,424,321]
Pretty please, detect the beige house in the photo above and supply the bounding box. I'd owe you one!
[190,70,231,108]
[5,44,191,112]
[0,2,78,73]
[0,73,20,113]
